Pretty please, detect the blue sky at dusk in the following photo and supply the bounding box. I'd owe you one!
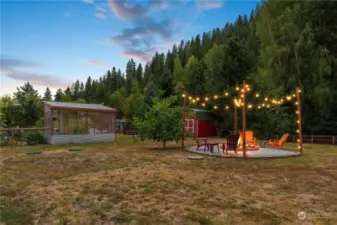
[1,0,259,96]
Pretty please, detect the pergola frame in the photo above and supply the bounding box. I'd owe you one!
[181,81,303,159]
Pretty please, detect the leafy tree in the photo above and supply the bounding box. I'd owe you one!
[13,82,42,127]
[110,87,127,119]
[123,80,144,121]
[134,96,182,148]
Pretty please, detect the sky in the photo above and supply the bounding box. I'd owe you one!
[1,0,259,97]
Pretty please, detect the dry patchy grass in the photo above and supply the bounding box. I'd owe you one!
[1,136,337,225]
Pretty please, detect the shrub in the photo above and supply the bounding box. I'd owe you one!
[23,130,45,145]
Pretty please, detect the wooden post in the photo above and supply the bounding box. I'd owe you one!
[51,110,54,135]
[242,81,247,159]
[58,110,61,135]
[296,87,303,154]
[181,93,186,149]
[85,111,88,134]
[234,100,237,135]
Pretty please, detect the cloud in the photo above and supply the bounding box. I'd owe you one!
[0,56,71,88]
[123,50,152,63]
[95,5,106,19]
[196,0,223,9]
[83,59,111,67]
[95,12,106,19]
[82,0,94,4]
[107,0,147,22]
[63,11,71,17]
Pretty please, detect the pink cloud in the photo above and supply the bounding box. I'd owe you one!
[83,59,111,67]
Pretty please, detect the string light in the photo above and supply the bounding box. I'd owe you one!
[225,105,230,110]
[205,97,209,101]
[240,94,244,98]
[189,96,192,100]
[236,87,240,91]
[298,146,301,149]
[286,96,291,100]
[292,94,296,98]
[262,103,265,107]
[296,129,299,133]
[255,93,260,98]
[295,102,298,105]
[297,120,300,124]
[248,104,253,109]
[298,89,301,93]
[258,106,261,109]
[192,99,196,103]
[247,87,251,91]
[267,104,270,108]
[214,95,218,99]
[241,89,245,93]
[182,94,186,98]
[202,103,206,107]
[296,110,299,114]
[264,97,268,101]
[225,92,229,96]
[297,139,300,143]
[214,106,218,110]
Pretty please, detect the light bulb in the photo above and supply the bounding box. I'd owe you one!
[214,95,218,99]
[255,93,260,98]
[182,94,186,98]
[225,92,229,96]
[189,96,192,100]
[214,106,218,109]
[205,97,209,101]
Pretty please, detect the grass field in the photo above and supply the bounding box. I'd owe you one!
[1,136,336,225]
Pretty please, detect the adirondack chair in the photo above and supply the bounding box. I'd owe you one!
[193,134,209,151]
[239,130,256,145]
[222,134,240,154]
[268,133,289,149]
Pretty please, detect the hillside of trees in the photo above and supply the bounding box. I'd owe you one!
[1,0,336,136]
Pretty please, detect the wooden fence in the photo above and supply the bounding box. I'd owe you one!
[282,135,337,145]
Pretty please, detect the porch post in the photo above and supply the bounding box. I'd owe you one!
[181,93,186,149]
[242,81,247,159]
[296,87,303,154]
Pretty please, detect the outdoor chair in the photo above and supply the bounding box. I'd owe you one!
[223,134,239,154]
[193,134,209,151]
[268,133,289,149]
[239,130,256,145]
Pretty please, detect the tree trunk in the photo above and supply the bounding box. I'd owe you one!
[163,141,166,148]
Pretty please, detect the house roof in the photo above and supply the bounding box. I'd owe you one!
[43,101,117,113]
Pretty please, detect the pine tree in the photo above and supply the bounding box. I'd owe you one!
[54,88,63,102]
[43,87,52,101]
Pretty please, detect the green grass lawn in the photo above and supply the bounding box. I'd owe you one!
[1,136,336,225]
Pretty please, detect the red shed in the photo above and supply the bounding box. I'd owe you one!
[185,109,217,137]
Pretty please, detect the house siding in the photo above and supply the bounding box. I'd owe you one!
[49,133,115,145]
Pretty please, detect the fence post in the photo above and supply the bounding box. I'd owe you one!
[311,135,314,144]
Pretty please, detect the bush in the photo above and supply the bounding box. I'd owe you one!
[23,130,45,145]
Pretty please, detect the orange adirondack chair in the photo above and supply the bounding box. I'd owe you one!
[239,130,256,145]
[268,133,289,149]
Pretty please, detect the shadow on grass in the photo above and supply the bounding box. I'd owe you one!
[0,198,34,225]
